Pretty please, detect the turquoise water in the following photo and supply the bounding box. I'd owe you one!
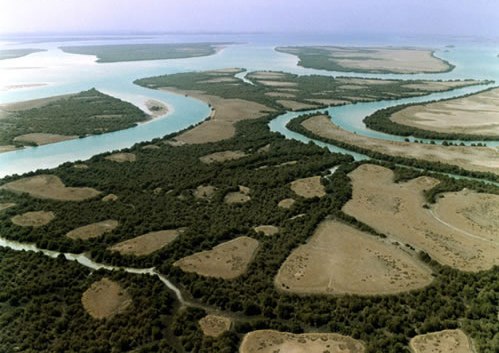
[0,34,498,177]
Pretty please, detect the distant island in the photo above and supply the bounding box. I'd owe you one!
[276,46,455,74]
[0,48,46,60]
[60,42,228,63]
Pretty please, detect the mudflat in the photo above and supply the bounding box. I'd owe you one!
[342,164,499,271]
[301,115,499,175]
[392,87,499,136]
[276,220,432,295]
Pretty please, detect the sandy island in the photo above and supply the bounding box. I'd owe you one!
[392,87,499,136]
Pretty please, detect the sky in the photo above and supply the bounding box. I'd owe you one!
[1,0,499,37]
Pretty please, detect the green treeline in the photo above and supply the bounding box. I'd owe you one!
[363,88,499,141]
[0,89,148,146]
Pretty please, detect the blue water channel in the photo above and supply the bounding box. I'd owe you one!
[0,34,498,177]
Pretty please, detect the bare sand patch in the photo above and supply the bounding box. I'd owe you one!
[265,92,296,98]
[257,144,271,153]
[13,133,77,146]
[338,85,368,90]
[278,198,295,209]
[198,77,239,84]
[410,329,474,353]
[290,176,326,198]
[240,330,365,353]
[11,211,55,227]
[276,220,432,295]
[199,315,232,337]
[73,163,89,169]
[142,144,160,150]
[336,78,394,85]
[342,164,499,271]
[329,47,450,74]
[1,174,101,201]
[0,203,16,211]
[109,229,182,256]
[102,194,118,202]
[301,115,499,175]
[258,80,298,87]
[81,278,132,320]
[433,190,499,242]
[225,185,251,204]
[161,88,273,144]
[145,99,168,117]
[66,219,119,240]
[194,185,217,199]
[277,100,319,111]
[254,225,279,236]
[392,87,499,136]
[104,153,136,163]
[199,150,247,164]
[0,145,17,153]
[174,236,259,279]
[403,80,481,92]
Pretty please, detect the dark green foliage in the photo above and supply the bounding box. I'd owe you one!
[1,69,497,352]
[60,43,224,63]
[0,88,148,146]
[135,69,479,113]
[0,248,178,353]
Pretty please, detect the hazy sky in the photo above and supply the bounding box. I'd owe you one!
[1,0,499,36]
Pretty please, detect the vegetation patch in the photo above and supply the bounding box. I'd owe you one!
[199,150,247,164]
[410,329,474,353]
[60,43,225,63]
[0,89,148,147]
[240,330,365,353]
[11,211,55,227]
[66,219,119,240]
[109,229,183,256]
[174,236,259,279]
[81,278,132,319]
[343,164,499,271]
[290,176,326,198]
[0,174,101,201]
[276,220,432,295]
[198,315,232,337]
